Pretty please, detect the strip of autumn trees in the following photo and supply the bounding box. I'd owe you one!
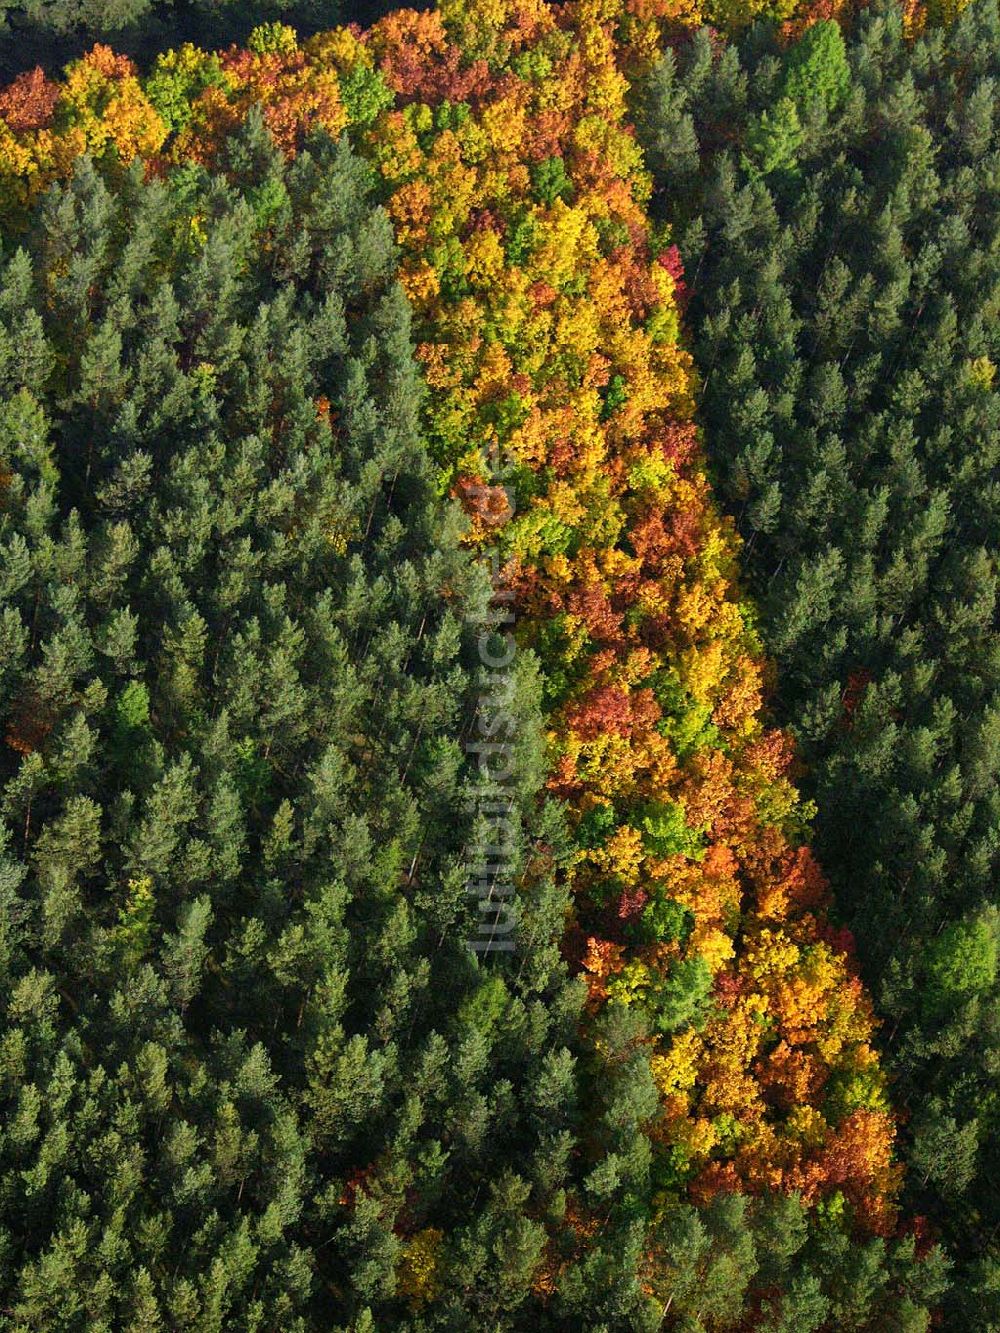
[0,0,962,1327]
[362,0,905,1223]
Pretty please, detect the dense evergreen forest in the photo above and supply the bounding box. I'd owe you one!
[641,0,1000,1323]
[0,123,601,1327]
[0,0,990,1326]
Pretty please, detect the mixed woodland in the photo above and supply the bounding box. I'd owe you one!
[0,0,992,1328]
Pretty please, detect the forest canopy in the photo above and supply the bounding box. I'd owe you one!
[637,1,1000,1320]
[0,0,989,1328]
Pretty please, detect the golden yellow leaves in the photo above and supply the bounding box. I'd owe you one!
[396,1228,444,1309]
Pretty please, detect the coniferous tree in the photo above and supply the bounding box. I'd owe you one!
[638,2,1000,1320]
[0,120,599,1329]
